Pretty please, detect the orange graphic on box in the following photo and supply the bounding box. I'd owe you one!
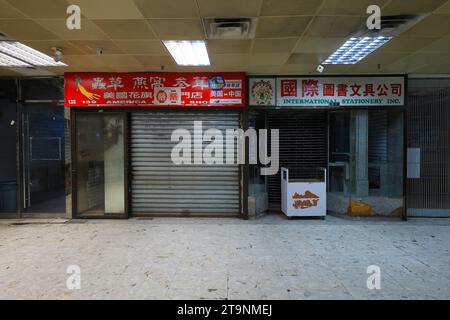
[292,191,319,209]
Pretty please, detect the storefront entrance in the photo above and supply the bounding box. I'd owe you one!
[130,111,240,216]
[248,76,406,218]
[22,104,65,214]
[74,112,127,218]
[266,110,328,206]
[67,72,246,218]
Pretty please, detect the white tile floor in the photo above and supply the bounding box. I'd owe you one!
[0,214,449,299]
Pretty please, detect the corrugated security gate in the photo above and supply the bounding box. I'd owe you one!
[266,111,328,205]
[407,78,450,217]
[131,111,240,216]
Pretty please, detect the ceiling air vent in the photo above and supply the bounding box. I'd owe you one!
[203,17,257,39]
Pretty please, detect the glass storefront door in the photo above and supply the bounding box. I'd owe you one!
[0,80,18,216]
[22,104,66,214]
[74,112,127,218]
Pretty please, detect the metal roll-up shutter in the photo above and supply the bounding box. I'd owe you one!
[131,111,240,216]
[407,79,450,217]
[267,111,328,205]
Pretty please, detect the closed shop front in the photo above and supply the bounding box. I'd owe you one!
[0,77,67,219]
[131,111,240,216]
[66,72,245,218]
[248,76,406,218]
[265,111,328,205]
[407,78,450,217]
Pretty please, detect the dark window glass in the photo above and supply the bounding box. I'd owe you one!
[0,80,17,213]
[20,77,63,100]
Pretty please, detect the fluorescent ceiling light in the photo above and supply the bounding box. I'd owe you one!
[0,41,67,67]
[322,36,393,65]
[163,40,210,66]
[0,52,32,67]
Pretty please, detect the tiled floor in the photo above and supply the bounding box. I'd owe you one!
[0,214,449,299]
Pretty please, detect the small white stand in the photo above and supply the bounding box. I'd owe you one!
[281,167,327,218]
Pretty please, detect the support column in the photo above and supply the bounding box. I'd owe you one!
[353,110,369,197]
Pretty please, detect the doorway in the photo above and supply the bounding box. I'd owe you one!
[74,112,127,218]
[22,103,66,214]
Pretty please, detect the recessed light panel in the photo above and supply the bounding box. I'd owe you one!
[323,36,393,65]
[163,40,210,66]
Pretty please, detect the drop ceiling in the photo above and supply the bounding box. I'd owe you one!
[0,0,449,76]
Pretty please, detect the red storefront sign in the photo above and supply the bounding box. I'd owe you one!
[64,72,245,107]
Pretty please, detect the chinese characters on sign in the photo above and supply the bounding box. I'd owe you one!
[64,72,245,107]
[249,77,405,107]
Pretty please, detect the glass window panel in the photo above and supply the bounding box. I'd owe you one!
[0,80,17,213]
[76,113,125,216]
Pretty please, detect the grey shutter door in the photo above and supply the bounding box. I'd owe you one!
[407,79,450,217]
[131,111,240,215]
[266,111,328,205]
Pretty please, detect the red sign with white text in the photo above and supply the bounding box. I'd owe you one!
[64,72,245,107]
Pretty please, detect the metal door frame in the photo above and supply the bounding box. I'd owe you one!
[71,110,129,219]
[19,100,67,218]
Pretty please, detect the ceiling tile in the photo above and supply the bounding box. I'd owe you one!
[61,55,101,68]
[256,16,312,38]
[247,65,282,75]
[319,0,388,15]
[0,19,59,40]
[278,63,314,74]
[380,36,439,53]
[148,19,204,39]
[402,14,450,37]
[133,55,175,67]
[294,36,345,53]
[417,35,450,52]
[115,40,166,55]
[260,0,322,16]
[210,54,250,66]
[66,0,144,19]
[248,53,290,65]
[4,0,70,19]
[386,52,446,72]
[207,39,252,54]
[286,53,324,64]
[0,67,21,76]
[133,0,198,18]
[197,0,263,17]
[69,40,125,54]
[95,54,143,67]
[46,65,114,73]
[23,40,85,56]
[93,19,155,39]
[315,64,353,74]
[382,0,448,15]
[37,19,109,40]
[305,16,365,37]
[435,1,450,14]
[346,64,384,73]
[358,52,405,66]
[409,55,450,73]
[0,0,26,18]
[63,54,143,68]
[252,38,299,53]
